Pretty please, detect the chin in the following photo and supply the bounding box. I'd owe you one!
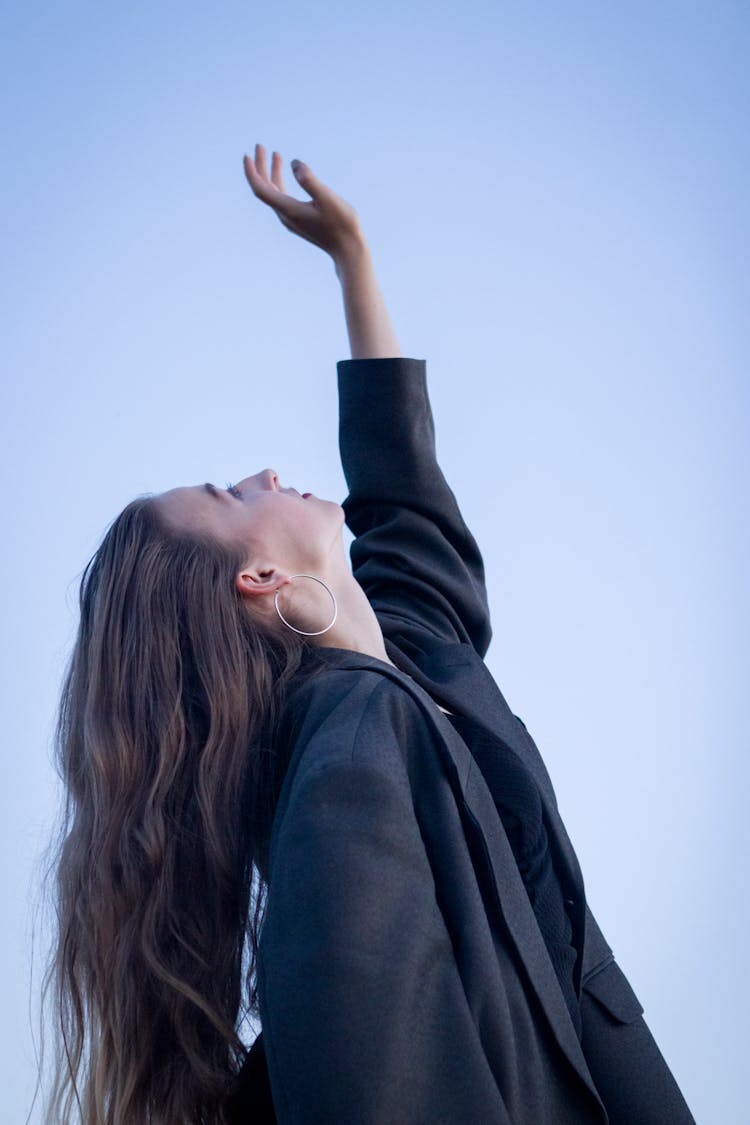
[315,495,345,517]
[328,502,347,543]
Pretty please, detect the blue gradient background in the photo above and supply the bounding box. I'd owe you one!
[2,2,748,1120]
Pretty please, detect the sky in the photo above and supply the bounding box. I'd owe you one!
[2,1,748,1120]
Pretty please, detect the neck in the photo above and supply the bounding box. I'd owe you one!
[311,563,395,666]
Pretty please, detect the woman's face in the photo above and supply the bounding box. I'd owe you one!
[155,469,345,573]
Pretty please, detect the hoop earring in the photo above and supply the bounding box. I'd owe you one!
[274,574,338,637]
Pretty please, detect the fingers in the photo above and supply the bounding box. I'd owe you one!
[255,142,269,180]
[243,144,273,197]
[291,159,329,203]
[247,141,328,205]
[244,146,313,239]
[243,144,292,209]
[270,149,287,195]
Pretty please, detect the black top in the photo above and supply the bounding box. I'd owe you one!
[444,709,582,1040]
[224,1030,276,1124]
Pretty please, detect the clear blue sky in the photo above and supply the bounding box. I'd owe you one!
[2,2,748,1120]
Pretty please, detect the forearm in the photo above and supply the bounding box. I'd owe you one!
[334,238,402,360]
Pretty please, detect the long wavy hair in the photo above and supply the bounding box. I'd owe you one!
[40,495,312,1123]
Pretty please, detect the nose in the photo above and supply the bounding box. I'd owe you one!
[236,468,280,492]
[258,468,280,491]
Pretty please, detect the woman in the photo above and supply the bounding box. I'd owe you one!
[44,145,695,1124]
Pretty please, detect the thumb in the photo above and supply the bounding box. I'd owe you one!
[291,158,327,198]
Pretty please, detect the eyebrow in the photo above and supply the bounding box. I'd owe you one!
[203,482,222,500]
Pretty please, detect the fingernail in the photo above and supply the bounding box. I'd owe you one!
[291,159,301,171]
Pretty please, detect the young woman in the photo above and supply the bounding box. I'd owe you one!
[44,145,696,1124]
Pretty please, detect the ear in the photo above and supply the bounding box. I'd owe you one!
[235,567,291,600]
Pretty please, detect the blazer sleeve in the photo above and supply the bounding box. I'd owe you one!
[337,357,492,657]
[257,681,510,1125]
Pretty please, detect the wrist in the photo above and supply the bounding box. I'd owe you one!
[333,232,371,279]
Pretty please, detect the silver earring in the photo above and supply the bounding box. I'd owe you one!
[274,574,338,636]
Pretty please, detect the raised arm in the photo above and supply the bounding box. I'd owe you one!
[243,145,491,654]
[336,354,492,654]
[326,200,490,651]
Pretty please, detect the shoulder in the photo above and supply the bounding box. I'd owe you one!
[266,668,436,881]
[281,664,432,786]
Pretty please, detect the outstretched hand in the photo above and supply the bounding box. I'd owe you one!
[243,144,365,262]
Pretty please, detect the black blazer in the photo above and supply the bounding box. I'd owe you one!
[227,358,694,1124]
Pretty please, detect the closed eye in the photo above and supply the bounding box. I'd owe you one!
[225,482,243,499]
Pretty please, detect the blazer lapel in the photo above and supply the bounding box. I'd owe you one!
[385,642,587,846]
[385,638,591,991]
[386,638,568,805]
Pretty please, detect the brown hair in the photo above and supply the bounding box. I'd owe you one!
[41,495,312,1122]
